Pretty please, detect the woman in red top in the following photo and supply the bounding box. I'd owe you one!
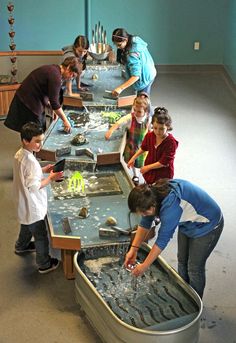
[127,107,178,184]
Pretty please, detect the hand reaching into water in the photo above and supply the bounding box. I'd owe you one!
[131,263,148,277]
[124,248,137,269]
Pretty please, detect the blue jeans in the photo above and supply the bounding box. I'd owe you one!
[15,218,51,268]
[177,216,224,298]
[137,79,155,96]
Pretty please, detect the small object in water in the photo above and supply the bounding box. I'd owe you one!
[75,148,94,160]
[61,217,72,234]
[85,148,94,159]
[81,82,92,88]
[71,133,88,146]
[103,90,118,100]
[99,227,120,238]
[79,92,94,101]
[121,69,126,78]
[79,207,89,219]
[105,216,117,226]
[56,146,71,157]
[126,262,139,272]
[57,126,71,133]
[92,73,98,80]
[111,226,131,236]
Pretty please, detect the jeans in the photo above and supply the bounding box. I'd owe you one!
[177,216,224,298]
[15,218,51,268]
[137,79,155,96]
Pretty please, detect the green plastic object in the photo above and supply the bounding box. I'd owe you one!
[68,171,85,194]
[101,111,123,124]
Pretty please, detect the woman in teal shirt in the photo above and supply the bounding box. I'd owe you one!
[111,28,157,97]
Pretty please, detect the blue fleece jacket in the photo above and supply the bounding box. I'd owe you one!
[125,37,156,91]
[140,179,222,250]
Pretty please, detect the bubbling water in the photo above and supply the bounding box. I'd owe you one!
[84,257,152,305]
[81,249,199,328]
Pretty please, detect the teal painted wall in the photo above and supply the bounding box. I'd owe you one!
[223,0,236,84]
[0,0,86,50]
[0,0,224,64]
[89,0,224,65]
[0,0,235,82]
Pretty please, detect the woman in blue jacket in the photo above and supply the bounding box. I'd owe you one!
[111,28,156,97]
[125,178,224,298]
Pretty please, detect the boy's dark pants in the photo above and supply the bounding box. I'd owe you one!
[15,218,51,269]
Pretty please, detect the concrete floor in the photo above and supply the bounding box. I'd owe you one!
[0,69,236,343]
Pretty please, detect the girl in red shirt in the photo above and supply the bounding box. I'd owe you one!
[127,107,178,184]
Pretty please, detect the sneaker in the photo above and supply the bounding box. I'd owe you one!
[15,241,36,254]
[38,258,60,274]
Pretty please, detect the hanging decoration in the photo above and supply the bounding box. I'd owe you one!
[7,1,17,83]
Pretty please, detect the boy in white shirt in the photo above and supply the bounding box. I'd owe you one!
[13,122,63,274]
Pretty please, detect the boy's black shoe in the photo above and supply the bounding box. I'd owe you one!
[15,241,36,254]
[38,258,60,274]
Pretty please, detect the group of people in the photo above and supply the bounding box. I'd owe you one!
[106,29,223,300]
[4,28,157,134]
[4,28,223,299]
[4,27,157,275]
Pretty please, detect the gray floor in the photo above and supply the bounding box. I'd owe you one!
[0,70,236,343]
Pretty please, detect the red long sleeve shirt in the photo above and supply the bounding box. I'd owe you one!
[141,131,179,184]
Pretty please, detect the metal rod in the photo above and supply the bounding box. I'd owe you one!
[84,0,91,39]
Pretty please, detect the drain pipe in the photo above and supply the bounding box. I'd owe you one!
[84,0,91,40]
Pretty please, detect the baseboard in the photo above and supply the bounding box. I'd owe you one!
[157,64,224,73]
[157,64,236,98]
[221,66,236,99]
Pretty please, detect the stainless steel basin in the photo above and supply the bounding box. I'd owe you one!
[74,242,202,343]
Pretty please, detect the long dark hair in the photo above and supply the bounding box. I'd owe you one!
[73,35,89,69]
[73,35,89,50]
[128,179,171,215]
[112,28,133,64]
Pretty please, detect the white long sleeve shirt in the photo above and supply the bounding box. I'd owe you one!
[13,148,47,225]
